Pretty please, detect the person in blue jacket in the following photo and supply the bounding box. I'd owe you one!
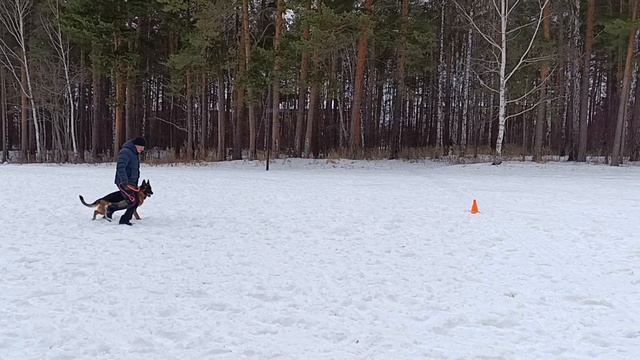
[107,137,146,225]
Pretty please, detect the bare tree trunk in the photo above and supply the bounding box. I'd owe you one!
[629,66,640,161]
[495,0,507,159]
[351,0,373,156]
[533,82,548,162]
[125,75,134,140]
[231,9,245,161]
[338,56,347,148]
[271,0,284,157]
[217,76,226,161]
[612,0,639,165]
[436,0,446,154]
[115,69,125,153]
[304,81,319,159]
[0,67,6,163]
[91,58,101,161]
[563,53,573,156]
[390,0,407,159]
[264,85,271,157]
[247,79,256,160]
[473,89,480,157]
[304,52,319,158]
[460,7,473,156]
[569,0,581,161]
[534,2,551,162]
[294,55,309,157]
[364,60,375,148]
[313,87,321,158]
[186,70,193,161]
[553,14,567,154]
[294,3,310,157]
[151,77,160,146]
[233,78,244,160]
[77,50,86,162]
[113,30,125,155]
[589,67,601,153]
[200,73,207,159]
[577,0,595,162]
[22,38,41,160]
[21,67,28,161]
[53,113,64,163]
[338,91,346,149]
[242,0,256,160]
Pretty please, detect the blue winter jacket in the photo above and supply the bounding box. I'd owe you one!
[114,141,140,186]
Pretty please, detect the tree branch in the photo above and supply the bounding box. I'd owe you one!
[153,116,187,132]
[506,0,550,83]
[506,19,537,35]
[507,66,555,104]
[506,96,563,120]
[452,0,501,50]
[491,0,501,16]
[508,0,524,17]
[473,69,499,94]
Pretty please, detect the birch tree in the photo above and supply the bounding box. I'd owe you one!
[454,0,551,160]
[41,0,79,161]
[0,0,43,162]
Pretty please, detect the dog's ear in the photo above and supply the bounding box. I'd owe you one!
[142,179,147,186]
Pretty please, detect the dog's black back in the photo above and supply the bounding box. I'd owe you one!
[101,191,125,203]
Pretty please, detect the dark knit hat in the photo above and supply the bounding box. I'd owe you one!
[132,137,146,147]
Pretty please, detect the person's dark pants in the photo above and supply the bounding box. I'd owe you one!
[108,185,139,224]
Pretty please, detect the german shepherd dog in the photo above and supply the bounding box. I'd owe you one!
[79,180,153,220]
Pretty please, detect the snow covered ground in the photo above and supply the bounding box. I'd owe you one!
[1,159,640,359]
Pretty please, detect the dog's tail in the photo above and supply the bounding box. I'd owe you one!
[79,195,100,208]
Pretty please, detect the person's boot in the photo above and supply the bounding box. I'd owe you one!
[119,206,136,226]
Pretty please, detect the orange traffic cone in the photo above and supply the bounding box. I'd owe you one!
[470,199,479,214]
